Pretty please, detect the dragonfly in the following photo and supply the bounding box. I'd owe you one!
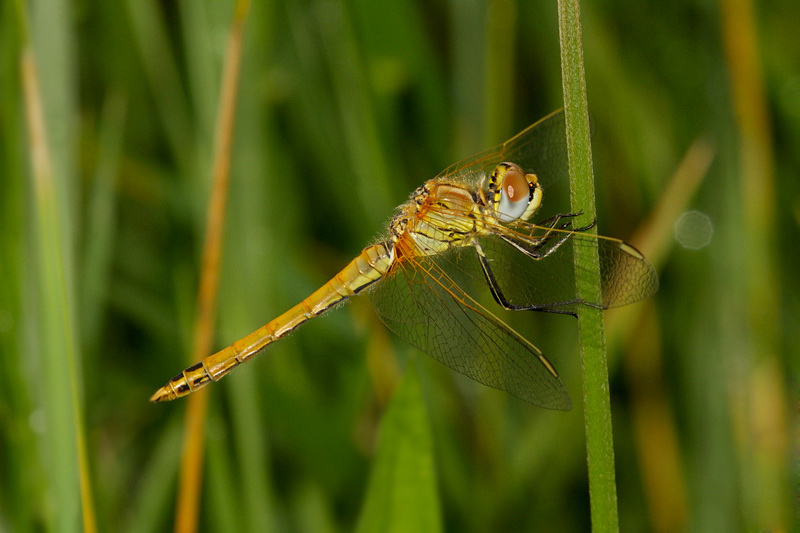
[151,110,658,410]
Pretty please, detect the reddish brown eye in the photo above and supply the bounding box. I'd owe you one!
[497,168,531,221]
[504,169,527,202]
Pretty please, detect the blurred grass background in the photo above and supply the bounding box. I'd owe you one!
[1,0,797,531]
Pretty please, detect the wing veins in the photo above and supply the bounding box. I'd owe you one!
[403,249,557,381]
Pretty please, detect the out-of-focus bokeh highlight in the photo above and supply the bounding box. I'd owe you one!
[1,0,796,531]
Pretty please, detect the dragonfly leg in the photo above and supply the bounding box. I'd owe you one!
[536,213,595,250]
[534,211,584,231]
[506,212,596,261]
[473,241,599,316]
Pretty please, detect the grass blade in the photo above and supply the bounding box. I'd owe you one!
[355,356,441,533]
[0,6,41,531]
[557,0,619,530]
[20,35,97,533]
[173,2,252,531]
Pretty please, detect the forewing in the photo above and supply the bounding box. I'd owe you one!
[369,249,571,410]
[478,222,659,313]
[434,110,568,189]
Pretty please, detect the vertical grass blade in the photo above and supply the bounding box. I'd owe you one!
[556,0,619,531]
[20,31,97,533]
[174,2,252,531]
[1,6,40,531]
[215,4,278,531]
[355,356,441,533]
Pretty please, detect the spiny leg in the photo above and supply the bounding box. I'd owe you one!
[508,212,596,261]
[474,235,602,316]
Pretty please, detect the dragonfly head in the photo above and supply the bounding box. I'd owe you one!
[488,162,542,223]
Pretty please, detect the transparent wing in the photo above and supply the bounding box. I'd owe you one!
[433,109,568,189]
[477,218,659,313]
[369,248,571,410]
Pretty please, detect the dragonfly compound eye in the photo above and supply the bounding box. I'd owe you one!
[490,163,542,222]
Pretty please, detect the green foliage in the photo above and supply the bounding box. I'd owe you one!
[1,0,796,531]
[356,357,441,533]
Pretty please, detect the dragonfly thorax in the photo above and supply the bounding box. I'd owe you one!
[389,181,483,259]
[420,183,477,217]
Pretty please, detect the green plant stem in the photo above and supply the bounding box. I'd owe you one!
[556,0,619,531]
